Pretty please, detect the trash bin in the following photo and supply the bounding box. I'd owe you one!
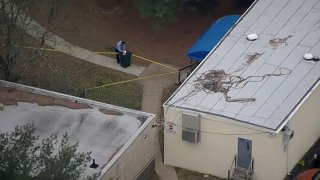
[119,50,132,68]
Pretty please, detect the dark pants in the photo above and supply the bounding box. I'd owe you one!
[114,48,120,64]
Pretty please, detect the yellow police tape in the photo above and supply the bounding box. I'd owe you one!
[96,51,177,71]
[18,45,178,71]
[132,54,177,71]
[85,71,177,91]
[8,45,180,90]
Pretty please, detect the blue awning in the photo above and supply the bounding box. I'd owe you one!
[187,15,241,62]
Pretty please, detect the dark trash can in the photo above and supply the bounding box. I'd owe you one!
[119,51,132,68]
[114,48,120,64]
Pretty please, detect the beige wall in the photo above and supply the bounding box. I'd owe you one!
[164,86,320,180]
[101,117,158,180]
[287,86,320,172]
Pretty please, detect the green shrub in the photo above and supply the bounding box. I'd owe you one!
[135,0,185,25]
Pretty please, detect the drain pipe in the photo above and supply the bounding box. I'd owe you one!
[283,124,293,176]
[286,132,290,176]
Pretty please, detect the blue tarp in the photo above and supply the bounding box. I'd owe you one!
[187,15,241,62]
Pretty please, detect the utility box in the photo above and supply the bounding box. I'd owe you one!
[182,112,200,143]
[120,51,132,68]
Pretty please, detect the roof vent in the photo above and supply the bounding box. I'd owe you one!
[303,53,320,61]
[89,159,99,169]
[246,33,259,41]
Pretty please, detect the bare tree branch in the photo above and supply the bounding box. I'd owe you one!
[0,0,60,82]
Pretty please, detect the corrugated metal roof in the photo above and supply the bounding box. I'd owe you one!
[166,0,320,132]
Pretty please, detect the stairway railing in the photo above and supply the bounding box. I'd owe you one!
[247,157,254,174]
[228,154,237,180]
[228,154,254,180]
[242,157,254,179]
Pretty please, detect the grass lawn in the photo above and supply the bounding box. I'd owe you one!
[176,168,226,180]
[16,51,142,110]
[85,81,142,110]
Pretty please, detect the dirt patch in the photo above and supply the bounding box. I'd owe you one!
[29,0,248,68]
[99,108,123,116]
[269,35,292,49]
[246,52,264,64]
[0,86,91,109]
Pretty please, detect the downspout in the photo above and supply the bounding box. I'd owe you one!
[286,130,290,176]
[283,124,293,176]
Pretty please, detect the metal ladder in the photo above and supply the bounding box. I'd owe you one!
[228,154,254,180]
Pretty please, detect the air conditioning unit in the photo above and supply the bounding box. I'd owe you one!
[182,128,199,143]
[182,112,200,143]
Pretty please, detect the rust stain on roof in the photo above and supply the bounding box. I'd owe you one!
[0,86,91,109]
[99,108,123,116]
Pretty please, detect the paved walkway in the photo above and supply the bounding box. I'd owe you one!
[140,63,179,180]
[19,12,145,76]
[20,11,178,180]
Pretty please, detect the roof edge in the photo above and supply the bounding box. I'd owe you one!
[163,0,259,107]
[0,80,157,178]
[0,80,154,117]
[163,104,277,134]
[99,114,156,177]
[275,78,320,133]
[164,78,320,134]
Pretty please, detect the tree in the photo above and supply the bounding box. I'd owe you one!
[0,123,97,180]
[135,0,185,26]
[0,0,59,82]
[135,0,219,27]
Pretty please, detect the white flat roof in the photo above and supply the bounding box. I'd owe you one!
[166,0,320,132]
[0,80,154,176]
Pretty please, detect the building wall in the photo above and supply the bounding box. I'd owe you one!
[164,86,320,180]
[101,117,158,180]
[287,86,320,172]
[0,80,158,180]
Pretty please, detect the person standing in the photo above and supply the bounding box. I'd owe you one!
[115,41,126,64]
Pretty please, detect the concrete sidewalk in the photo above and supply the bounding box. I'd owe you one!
[140,63,179,180]
[20,13,145,76]
[19,9,178,180]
